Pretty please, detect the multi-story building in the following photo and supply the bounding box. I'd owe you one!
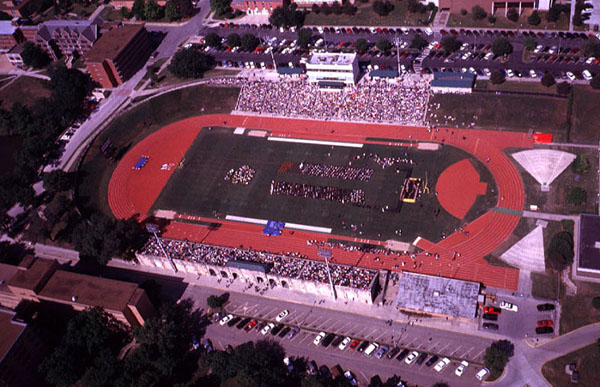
[34,19,100,61]
[0,20,24,52]
[1,256,156,327]
[110,0,167,9]
[304,52,359,87]
[231,0,343,14]
[435,0,553,14]
[84,24,152,88]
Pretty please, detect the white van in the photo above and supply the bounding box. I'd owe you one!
[476,367,490,381]
[583,69,593,81]
[364,342,379,357]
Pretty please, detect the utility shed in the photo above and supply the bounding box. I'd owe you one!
[431,72,475,94]
[394,271,480,319]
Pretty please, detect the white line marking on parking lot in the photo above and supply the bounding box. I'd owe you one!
[460,346,475,358]
[473,348,486,360]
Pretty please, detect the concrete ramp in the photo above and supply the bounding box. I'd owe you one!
[500,226,546,273]
[512,149,575,189]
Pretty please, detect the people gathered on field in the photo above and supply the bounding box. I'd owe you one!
[234,77,431,124]
[270,181,365,205]
[297,162,373,181]
[141,238,376,290]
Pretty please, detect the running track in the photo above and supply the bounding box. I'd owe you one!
[108,114,532,290]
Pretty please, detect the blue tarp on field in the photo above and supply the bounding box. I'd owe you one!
[263,220,285,236]
[133,156,149,170]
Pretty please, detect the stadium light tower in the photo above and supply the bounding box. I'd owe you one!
[263,36,277,71]
[146,223,178,273]
[318,247,337,300]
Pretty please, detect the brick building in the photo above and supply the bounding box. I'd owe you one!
[84,24,152,88]
[110,0,167,9]
[34,19,100,61]
[231,0,285,14]
[435,0,553,14]
[0,20,24,52]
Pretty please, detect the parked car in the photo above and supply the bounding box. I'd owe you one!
[201,338,214,353]
[537,320,554,327]
[278,326,291,338]
[483,306,501,314]
[321,333,336,347]
[375,345,389,359]
[416,353,428,365]
[500,301,518,312]
[566,71,576,81]
[319,365,332,379]
[364,342,380,358]
[405,351,419,364]
[455,360,469,376]
[397,349,409,361]
[283,357,294,372]
[192,335,200,350]
[331,335,345,348]
[244,319,257,332]
[307,360,318,375]
[483,322,499,330]
[227,316,242,327]
[288,327,300,339]
[344,370,358,386]
[313,332,326,345]
[349,339,361,350]
[338,337,352,350]
[434,357,451,372]
[261,322,275,335]
[482,313,498,321]
[276,310,289,322]
[425,355,439,367]
[357,340,370,352]
[537,303,555,311]
[236,317,252,329]
[219,314,234,326]
[387,347,400,359]
[271,323,284,336]
[583,69,593,80]
[476,367,490,381]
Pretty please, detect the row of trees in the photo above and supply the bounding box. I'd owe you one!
[126,0,194,21]
[311,1,357,16]
[269,0,305,29]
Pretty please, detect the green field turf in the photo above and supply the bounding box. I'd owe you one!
[152,128,498,242]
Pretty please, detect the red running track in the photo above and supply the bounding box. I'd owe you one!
[108,114,532,290]
[436,159,487,220]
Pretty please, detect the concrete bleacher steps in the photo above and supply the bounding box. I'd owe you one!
[512,149,576,188]
[500,226,546,273]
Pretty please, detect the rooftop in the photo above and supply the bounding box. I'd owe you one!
[8,258,56,293]
[0,20,17,35]
[394,272,480,319]
[38,270,140,312]
[0,309,25,363]
[579,214,600,272]
[85,24,144,63]
[307,52,357,66]
[0,263,19,294]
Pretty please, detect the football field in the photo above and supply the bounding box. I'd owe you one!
[151,127,497,242]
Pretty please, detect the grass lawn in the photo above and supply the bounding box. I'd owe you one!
[474,80,559,95]
[0,76,50,108]
[560,280,600,334]
[152,128,497,242]
[531,271,559,300]
[148,68,241,89]
[76,85,240,218]
[427,92,568,139]
[570,87,600,144]
[447,10,570,30]
[99,6,125,22]
[542,343,600,386]
[305,2,433,27]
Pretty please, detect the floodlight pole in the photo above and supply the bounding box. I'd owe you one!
[263,36,277,71]
[393,37,401,75]
[146,223,177,273]
[323,254,337,300]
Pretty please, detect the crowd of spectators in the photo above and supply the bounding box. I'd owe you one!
[140,238,376,290]
[270,180,365,204]
[224,165,255,185]
[307,240,404,258]
[298,162,373,181]
[235,77,431,124]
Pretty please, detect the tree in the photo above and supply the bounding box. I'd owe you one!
[168,48,214,79]
[42,170,73,193]
[354,38,368,52]
[571,154,590,174]
[528,10,541,25]
[48,64,92,125]
[488,14,496,24]
[546,5,560,22]
[144,0,162,20]
[460,8,467,16]
[132,0,145,19]
[119,6,131,18]
[490,71,504,84]
[241,33,260,52]
[506,7,519,22]
[567,187,587,205]
[39,308,129,386]
[342,0,356,15]
[583,41,600,57]
[541,72,555,87]
[524,36,536,51]
[320,3,331,15]
[331,1,342,14]
[546,231,574,271]
[471,5,486,20]
[557,81,571,95]
[407,0,425,13]
[376,38,392,52]
[174,0,194,17]
[269,2,305,28]
[165,1,179,20]
[0,241,33,265]
[205,32,221,48]
[226,33,241,47]
[372,0,394,16]
[441,36,460,52]
[311,3,320,13]
[591,75,600,89]
[484,340,514,376]
[593,296,600,310]
[491,38,513,57]
[410,34,428,50]
[21,42,50,68]
[207,293,229,309]
[210,0,231,17]
[297,28,312,48]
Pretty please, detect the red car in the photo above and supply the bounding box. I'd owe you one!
[537,320,553,327]
[483,306,501,315]
[349,339,361,350]
[244,319,257,332]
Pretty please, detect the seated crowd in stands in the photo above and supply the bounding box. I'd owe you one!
[140,238,376,290]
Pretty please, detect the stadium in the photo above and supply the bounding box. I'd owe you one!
[108,113,533,294]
